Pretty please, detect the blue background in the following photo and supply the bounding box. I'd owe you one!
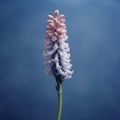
[0,0,120,120]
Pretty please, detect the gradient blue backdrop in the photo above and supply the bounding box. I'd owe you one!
[0,0,120,120]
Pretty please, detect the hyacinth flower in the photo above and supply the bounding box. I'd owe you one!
[43,10,73,120]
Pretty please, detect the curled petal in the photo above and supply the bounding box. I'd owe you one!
[47,20,53,23]
[52,36,57,42]
[59,19,66,23]
[54,10,59,17]
[54,32,59,36]
[59,14,65,19]
[44,48,56,56]
[48,15,54,19]
[53,42,58,50]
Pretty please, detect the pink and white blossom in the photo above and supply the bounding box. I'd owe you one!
[43,10,73,80]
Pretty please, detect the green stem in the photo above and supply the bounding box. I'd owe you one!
[56,77,62,120]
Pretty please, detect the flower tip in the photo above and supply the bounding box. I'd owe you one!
[54,10,59,17]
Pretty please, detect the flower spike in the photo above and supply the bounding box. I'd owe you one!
[43,10,73,80]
